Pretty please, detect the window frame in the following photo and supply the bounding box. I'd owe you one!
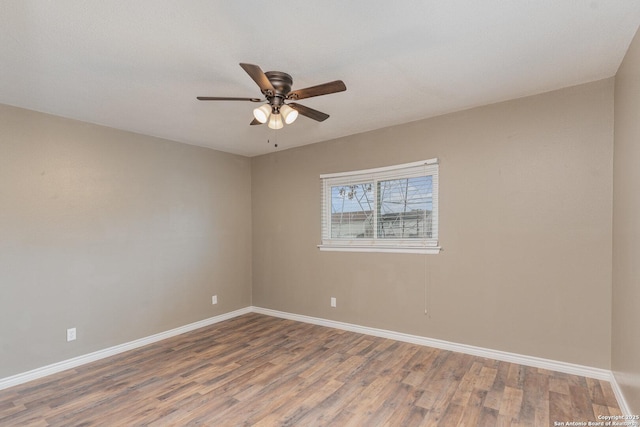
[319,159,440,254]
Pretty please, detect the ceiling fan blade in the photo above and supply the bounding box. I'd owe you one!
[197,96,262,102]
[239,63,276,95]
[250,118,262,126]
[289,103,330,122]
[287,80,346,101]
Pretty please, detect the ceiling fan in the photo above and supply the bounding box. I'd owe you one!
[197,63,347,129]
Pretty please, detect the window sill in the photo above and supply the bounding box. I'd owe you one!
[317,245,441,254]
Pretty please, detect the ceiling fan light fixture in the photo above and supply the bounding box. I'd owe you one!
[267,113,284,130]
[253,104,271,124]
[198,63,347,131]
[280,104,298,125]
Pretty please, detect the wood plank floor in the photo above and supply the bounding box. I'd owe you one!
[0,313,621,426]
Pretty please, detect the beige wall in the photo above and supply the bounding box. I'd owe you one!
[0,74,621,385]
[252,79,614,369]
[613,27,640,414]
[0,104,252,378]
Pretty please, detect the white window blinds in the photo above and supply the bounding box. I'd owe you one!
[319,159,440,254]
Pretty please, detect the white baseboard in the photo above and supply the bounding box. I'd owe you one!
[609,372,633,415]
[0,307,251,391]
[252,306,612,381]
[1,304,630,415]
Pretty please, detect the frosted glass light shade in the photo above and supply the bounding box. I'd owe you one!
[280,104,298,125]
[267,113,284,130]
[253,104,271,123]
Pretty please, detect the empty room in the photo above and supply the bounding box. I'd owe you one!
[1,1,640,426]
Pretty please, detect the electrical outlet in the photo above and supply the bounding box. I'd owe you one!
[330,297,337,308]
[66,328,76,342]
[212,295,218,305]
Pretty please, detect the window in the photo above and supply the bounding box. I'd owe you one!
[319,159,440,254]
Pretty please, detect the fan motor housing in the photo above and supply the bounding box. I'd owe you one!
[264,71,293,104]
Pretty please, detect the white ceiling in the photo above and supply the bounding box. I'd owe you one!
[1,1,639,157]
